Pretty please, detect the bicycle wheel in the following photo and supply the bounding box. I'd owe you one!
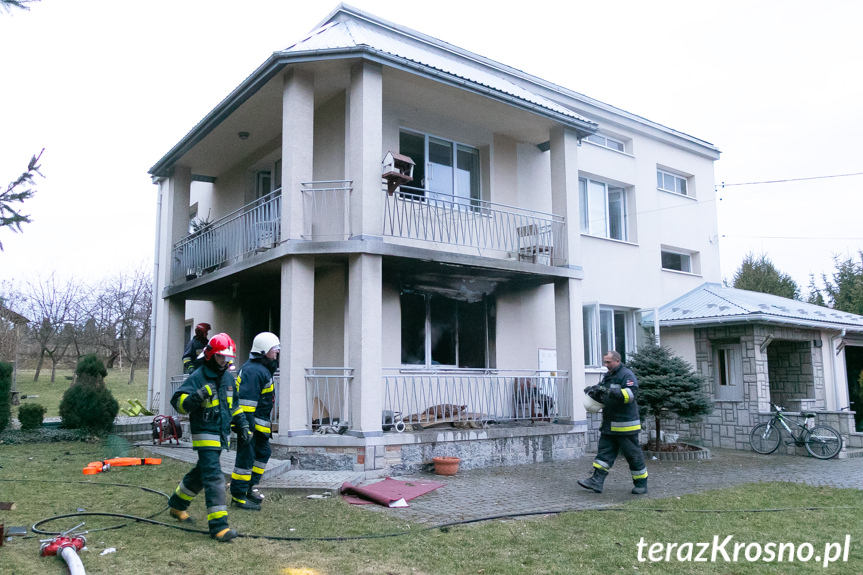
[750,422,781,454]
[804,425,843,459]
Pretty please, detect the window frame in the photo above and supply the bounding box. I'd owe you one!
[713,342,744,400]
[578,176,628,241]
[399,129,482,206]
[656,168,689,196]
[661,249,693,273]
[586,133,626,153]
[583,303,635,367]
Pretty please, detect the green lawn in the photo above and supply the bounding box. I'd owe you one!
[11,367,149,418]
[0,440,860,574]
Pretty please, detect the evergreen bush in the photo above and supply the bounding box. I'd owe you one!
[18,403,46,430]
[59,355,118,435]
[0,362,12,433]
[627,340,713,448]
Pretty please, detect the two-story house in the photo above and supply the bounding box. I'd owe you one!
[147,3,721,473]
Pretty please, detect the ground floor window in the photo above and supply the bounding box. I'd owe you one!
[401,291,490,368]
[583,304,633,366]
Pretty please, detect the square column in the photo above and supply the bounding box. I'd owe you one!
[347,253,383,437]
[277,257,315,436]
[348,60,383,239]
[282,68,315,239]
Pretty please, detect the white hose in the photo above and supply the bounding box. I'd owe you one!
[60,547,87,575]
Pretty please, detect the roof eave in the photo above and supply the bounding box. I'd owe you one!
[660,313,863,334]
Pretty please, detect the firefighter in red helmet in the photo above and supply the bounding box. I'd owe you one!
[183,322,211,374]
[168,333,249,542]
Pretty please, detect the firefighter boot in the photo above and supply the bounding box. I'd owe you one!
[577,468,608,493]
[231,496,261,511]
[213,527,239,542]
[631,478,648,495]
[169,508,195,523]
[247,488,265,504]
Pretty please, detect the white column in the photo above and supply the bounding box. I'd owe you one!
[347,253,383,436]
[278,257,315,436]
[282,68,314,240]
[550,127,585,422]
[348,60,383,239]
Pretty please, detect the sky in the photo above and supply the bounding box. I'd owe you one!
[1,0,861,296]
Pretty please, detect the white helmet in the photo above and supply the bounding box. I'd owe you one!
[251,332,281,357]
[584,394,604,413]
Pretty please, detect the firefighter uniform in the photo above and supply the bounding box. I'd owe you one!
[230,357,276,506]
[168,363,243,537]
[182,335,208,374]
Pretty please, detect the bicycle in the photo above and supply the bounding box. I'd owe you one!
[749,403,843,459]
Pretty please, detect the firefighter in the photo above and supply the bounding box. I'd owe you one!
[578,350,648,495]
[168,333,250,542]
[182,322,211,374]
[230,332,280,510]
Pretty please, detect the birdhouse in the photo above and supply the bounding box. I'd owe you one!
[382,151,415,195]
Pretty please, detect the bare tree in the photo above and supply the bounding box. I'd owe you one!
[94,266,152,383]
[0,149,43,250]
[21,273,84,382]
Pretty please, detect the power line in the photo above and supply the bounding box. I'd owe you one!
[717,172,863,188]
[722,235,863,241]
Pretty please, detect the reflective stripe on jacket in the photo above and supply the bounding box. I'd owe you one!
[234,358,277,434]
[599,364,642,436]
[171,364,237,450]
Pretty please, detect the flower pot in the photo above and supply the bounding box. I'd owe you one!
[432,456,460,476]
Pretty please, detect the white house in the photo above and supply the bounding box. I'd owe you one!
[147,3,722,473]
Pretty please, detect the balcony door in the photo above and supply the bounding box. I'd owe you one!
[399,130,480,208]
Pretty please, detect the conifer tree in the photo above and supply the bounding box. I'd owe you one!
[1,149,43,250]
[627,340,713,448]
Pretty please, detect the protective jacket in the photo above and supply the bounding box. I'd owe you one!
[235,358,277,435]
[171,364,242,450]
[598,363,641,436]
[182,335,208,374]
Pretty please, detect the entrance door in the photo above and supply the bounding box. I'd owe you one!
[845,346,863,431]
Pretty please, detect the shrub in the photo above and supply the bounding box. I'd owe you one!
[18,403,46,430]
[59,355,118,435]
[0,362,11,433]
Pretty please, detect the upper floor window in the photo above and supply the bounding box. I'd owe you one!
[657,169,688,196]
[188,204,198,235]
[401,291,490,368]
[579,177,627,241]
[661,249,692,273]
[586,133,625,153]
[399,130,481,207]
[583,304,633,367]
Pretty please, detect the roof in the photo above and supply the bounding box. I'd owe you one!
[0,304,29,325]
[149,3,718,177]
[657,283,863,334]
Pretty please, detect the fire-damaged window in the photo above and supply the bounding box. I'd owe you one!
[400,291,490,368]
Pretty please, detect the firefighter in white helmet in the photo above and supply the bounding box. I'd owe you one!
[230,332,280,510]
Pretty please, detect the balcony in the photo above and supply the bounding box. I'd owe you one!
[171,182,566,284]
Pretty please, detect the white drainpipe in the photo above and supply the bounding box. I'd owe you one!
[146,182,163,411]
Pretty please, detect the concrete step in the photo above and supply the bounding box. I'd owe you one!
[143,442,291,481]
[258,469,366,495]
[838,447,863,459]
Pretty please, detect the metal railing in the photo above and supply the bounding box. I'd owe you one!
[382,368,569,427]
[305,367,353,432]
[382,186,567,265]
[168,375,186,418]
[171,190,282,283]
[301,181,352,240]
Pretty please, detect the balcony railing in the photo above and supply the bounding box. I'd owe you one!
[305,367,353,433]
[301,181,352,240]
[382,368,569,428]
[383,186,567,265]
[171,190,282,283]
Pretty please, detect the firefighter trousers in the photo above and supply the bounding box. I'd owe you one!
[168,449,229,536]
[230,431,271,501]
[593,433,648,482]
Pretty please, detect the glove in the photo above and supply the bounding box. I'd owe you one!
[196,384,213,401]
[240,427,253,443]
[185,364,195,375]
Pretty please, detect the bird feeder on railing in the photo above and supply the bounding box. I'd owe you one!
[382,151,415,195]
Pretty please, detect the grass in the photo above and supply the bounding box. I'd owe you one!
[10,368,149,419]
[0,440,861,574]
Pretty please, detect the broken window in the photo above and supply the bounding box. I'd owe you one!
[400,291,489,368]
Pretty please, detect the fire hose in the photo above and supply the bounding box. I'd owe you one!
[40,522,88,575]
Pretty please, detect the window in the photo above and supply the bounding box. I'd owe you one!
[401,291,489,368]
[661,250,692,273]
[714,343,743,400]
[657,169,688,196]
[256,170,272,199]
[579,177,627,241]
[586,133,625,153]
[399,130,481,207]
[583,304,633,367]
[188,204,198,234]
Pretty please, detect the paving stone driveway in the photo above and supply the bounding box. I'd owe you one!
[359,449,863,525]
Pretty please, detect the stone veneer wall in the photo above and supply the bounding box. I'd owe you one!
[270,424,588,475]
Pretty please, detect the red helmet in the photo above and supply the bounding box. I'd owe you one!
[199,333,236,361]
[195,322,212,338]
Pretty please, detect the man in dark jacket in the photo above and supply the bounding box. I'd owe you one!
[168,333,249,542]
[230,332,280,510]
[578,350,648,495]
[182,322,211,374]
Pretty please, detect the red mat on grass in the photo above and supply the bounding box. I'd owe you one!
[340,477,445,507]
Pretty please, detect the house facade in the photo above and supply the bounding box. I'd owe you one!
[654,284,863,454]
[147,4,721,474]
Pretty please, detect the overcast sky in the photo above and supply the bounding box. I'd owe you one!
[1,0,861,296]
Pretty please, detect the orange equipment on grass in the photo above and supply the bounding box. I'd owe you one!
[82,457,162,475]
